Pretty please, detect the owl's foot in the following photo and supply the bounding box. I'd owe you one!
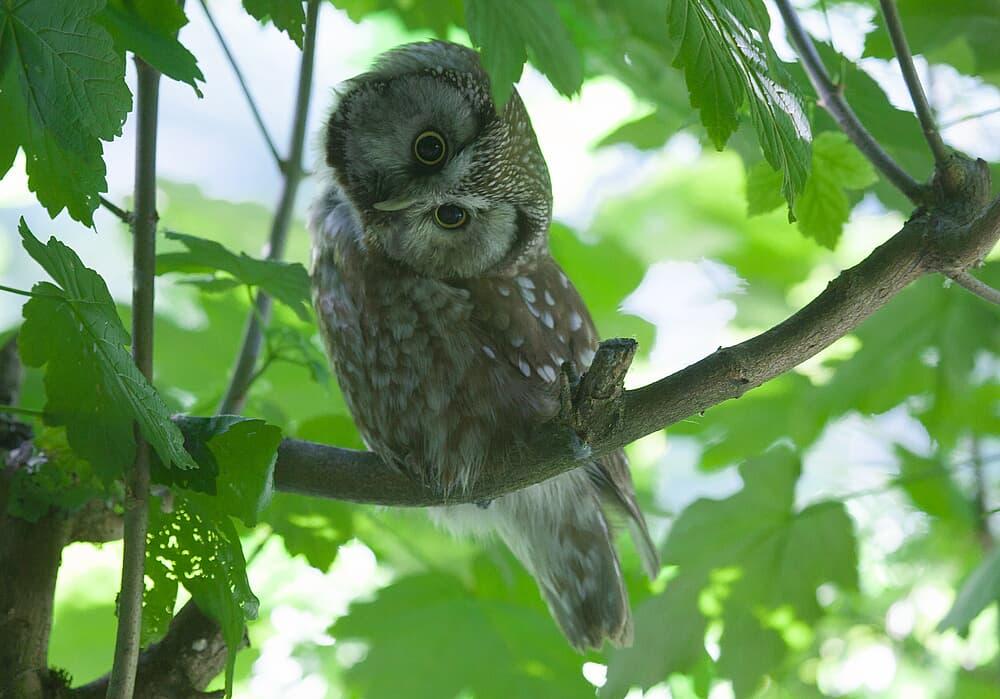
[557,338,637,445]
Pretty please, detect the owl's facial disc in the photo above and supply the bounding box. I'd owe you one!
[324,41,552,278]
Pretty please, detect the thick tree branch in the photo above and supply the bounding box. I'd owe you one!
[945,270,1000,306]
[775,0,927,203]
[218,0,320,415]
[878,0,951,170]
[274,166,1000,506]
[75,603,231,699]
[106,57,162,699]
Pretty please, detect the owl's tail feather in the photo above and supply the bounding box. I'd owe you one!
[496,476,633,651]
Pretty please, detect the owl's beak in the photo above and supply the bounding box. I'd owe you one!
[372,195,419,212]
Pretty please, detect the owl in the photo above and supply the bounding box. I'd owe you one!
[309,40,658,650]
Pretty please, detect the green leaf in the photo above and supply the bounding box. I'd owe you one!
[156,231,312,321]
[0,0,131,225]
[264,493,355,571]
[607,448,858,696]
[597,111,684,151]
[331,566,591,699]
[793,132,877,249]
[465,0,583,105]
[666,0,811,206]
[154,416,282,526]
[602,573,711,698]
[332,0,464,37]
[744,161,786,216]
[143,494,258,694]
[6,427,107,522]
[243,0,306,47]
[937,547,1000,634]
[95,0,203,93]
[17,221,197,481]
[865,0,1000,77]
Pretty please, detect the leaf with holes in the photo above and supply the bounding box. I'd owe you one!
[17,221,197,481]
[143,494,258,695]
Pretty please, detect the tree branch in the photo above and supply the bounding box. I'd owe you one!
[74,603,232,699]
[98,196,132,225]
[218,0,320,415]
[945,270,1000,306]
[106,57,162,699]
[775,0,927,203]
[196,0,284,171]
[274,172,1000,506]
[878,0,951,169]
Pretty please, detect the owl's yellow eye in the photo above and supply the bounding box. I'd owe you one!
[413,130,446,166]
[434,204,468,229]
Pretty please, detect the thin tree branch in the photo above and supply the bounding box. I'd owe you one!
[940,105,1000,129]
[945,270,1000,306]
[774,0,927,203]
[878,0,951,168]
[275,186,1000,506]
[106,57,162,699]
[196,0,284,171]
[99,196,132,225]
[218,0,320,415]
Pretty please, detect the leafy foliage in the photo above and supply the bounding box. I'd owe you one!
[0,0,131,224]
[665,0,811,207]
[156,231,313,321]
[465,0,583,105]
[17,220,197,480]
[331,559,593,699]
[605,448,858,697]
[96,0,203,93]
[243,0,307,47]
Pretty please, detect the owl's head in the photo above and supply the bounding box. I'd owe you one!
[323,41,552,279]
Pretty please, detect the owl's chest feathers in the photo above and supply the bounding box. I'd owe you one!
[314,238,545,489]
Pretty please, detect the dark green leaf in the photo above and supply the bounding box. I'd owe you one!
[243,0,306,47]
[17,221,197,480]
[154,416,282,526]
[96,0,203,93]
[0,0,131,224]
[466,0,583,105]
[157,231,312,321]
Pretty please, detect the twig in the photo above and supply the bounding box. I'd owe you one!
[106,57,162,699]
[196,0,284,171]
[878,0,950,168]
[0,284,37,298]
[273,188,1000,506]
[945,270,1000,306]
[941,105,1000,129]
[774,0,927,203]
[0,404,43,418]
[99,196,132,225]
[218,0,319,415]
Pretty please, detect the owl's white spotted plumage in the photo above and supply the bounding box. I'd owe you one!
[309,40,658,650]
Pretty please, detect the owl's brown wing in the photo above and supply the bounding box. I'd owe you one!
[464,257,660,579]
